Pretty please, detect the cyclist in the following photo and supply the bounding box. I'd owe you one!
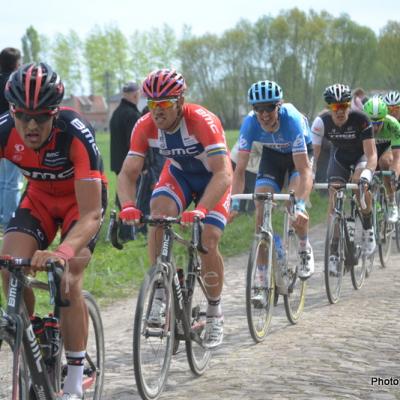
[311,83,377,270]
[0,63,107,400]
[117,69,232,349]
[363,96,400,223]
[231,80,315,280]
[383,90,400,122]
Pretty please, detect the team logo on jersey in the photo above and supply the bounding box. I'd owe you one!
[43,151,68,167]
[14,144,24,152]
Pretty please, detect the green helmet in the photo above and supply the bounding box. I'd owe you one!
[363,96,388,120]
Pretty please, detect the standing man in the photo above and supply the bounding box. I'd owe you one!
[0,47,22,234]
[109,81,141,240]
[118,69,232,348]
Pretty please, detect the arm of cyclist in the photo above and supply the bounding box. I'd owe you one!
[30,179,102,269]
[117,155,145,224]
[292,152,313,228]
[359,138,378,186]
[229,150,250,220]
[182,154,232,224]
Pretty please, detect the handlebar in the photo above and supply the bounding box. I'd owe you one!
[313,182,367,210]
[231,191,297,215]
[0,256,69,307]
[110,211,207,254]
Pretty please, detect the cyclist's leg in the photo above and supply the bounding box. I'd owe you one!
[59,187,106,398]
[379,149,398,222]
[1,191,56,315]
[148,163,185,264]
[325,150,354,271]
[200,210,226,349]
[353,158,376,255]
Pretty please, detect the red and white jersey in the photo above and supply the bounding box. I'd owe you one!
[128,103,228,174]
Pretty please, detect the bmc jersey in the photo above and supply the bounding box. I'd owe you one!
[0,107,107,195]
[128,103,228,174]
[238,104,312,155]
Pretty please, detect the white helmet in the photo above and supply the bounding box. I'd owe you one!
[383,91,400,106]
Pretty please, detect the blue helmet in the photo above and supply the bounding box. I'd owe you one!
[248,80,283,104]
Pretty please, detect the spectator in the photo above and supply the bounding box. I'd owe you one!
[351,87,367,111]
[0,47,22,235]
[109,81,141,240]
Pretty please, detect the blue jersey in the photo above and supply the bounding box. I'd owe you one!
[238,103,312,155]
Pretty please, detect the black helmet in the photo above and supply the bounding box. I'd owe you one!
[323,83,351,104]
[5,62,64,111]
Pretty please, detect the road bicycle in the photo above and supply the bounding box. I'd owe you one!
[314,183,367,304]
[0,256,104,400]
[111,214,211,400]
[231,191,306,343]
[370,170,396,271]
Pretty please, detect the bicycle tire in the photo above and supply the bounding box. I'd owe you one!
[396,221,400,252]
[50,291,105,400]
[350,210,367,290]
[283,226,306,324]
[0,333,30,399]
[185,273,211,376]
[246,236,275,343]
[324,214,344,304]
[133,265,174,400]
[375,190,393,268]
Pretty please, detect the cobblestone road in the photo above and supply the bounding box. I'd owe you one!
[101,224,400,399]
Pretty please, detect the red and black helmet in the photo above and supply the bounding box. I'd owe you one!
[142,69,186,98]
[5,62,64,111]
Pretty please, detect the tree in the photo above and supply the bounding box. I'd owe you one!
[378,21,400,88]
[52,31,84,95]
[21,26,41,63]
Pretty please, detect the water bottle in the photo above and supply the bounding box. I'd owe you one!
[346,217,355,242]
[43,314,61,363]
[31,315,45,345]
[273,234,285,266]
[177,268,185,288]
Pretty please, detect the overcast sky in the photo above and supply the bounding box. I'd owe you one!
[1,0,399,50]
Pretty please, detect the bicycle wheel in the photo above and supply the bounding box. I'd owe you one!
[246,236,275,343]
[283,226,306,324]
[0,333,29,400]
[324,215,344,304]
[51,291,105,400]
[133,265,174,400]
[186,273,211,376]
[350,212,367,290]
[376,190,393,268]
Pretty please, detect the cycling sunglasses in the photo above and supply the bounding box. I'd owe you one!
[371,118,384,125]
[253,103,278,113]
[328,102,351,112]
[13,109,55,124]
[147,98,178,110]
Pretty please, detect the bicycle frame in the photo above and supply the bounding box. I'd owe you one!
[231,192,296,290]
[0,259,65,400]
[144,217,208,345]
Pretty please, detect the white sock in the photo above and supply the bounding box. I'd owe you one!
[207,297,222,317]
[63,350,85,397]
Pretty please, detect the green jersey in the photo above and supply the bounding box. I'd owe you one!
[374,114,400,156]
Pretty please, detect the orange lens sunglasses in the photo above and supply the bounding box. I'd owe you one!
[147,98,178,110]
[329,102,351,112]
